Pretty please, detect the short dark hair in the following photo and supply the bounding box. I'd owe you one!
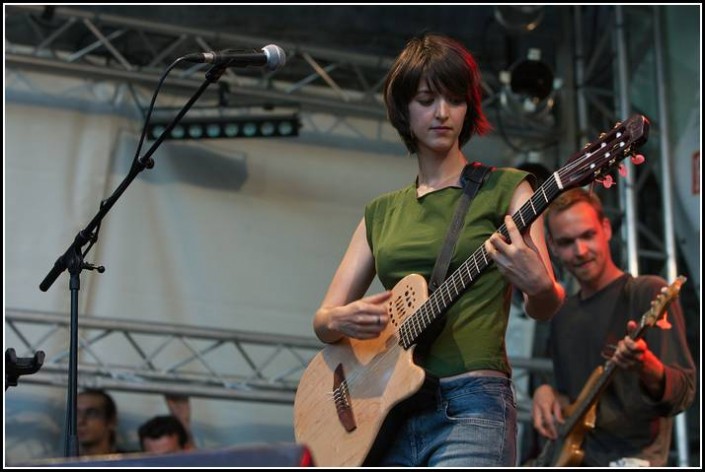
[138,415,188,450]
[79,388,117,420]
[383,32,491,154]
[79,388,118,445]
[545,187,606,236]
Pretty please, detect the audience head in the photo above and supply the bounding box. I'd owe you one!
[76,388,118,455]
[138,415,189,454]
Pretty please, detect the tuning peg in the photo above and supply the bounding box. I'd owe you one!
[618,164,628,177]
[598,175,614,189]
[631,154,645,165]
[656,313,672,330]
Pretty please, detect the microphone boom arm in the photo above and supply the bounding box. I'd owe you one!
[39,64,227,292]
[38,62,230,457]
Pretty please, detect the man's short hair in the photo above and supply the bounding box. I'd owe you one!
[138,415,188,449]
[546,187,606,236]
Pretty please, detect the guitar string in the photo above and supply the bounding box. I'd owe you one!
[395,135,630,346]
[333,135,626,391]
[328,134,632,410]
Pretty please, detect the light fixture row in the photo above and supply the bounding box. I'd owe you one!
[147,114,301,140]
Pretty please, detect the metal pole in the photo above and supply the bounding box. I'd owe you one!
[652,5,689,466]
[614,6,639,275]
[573,6,589,145]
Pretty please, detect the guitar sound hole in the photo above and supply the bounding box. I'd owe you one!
[388,305,398,326]
[392,294,411,326]
[405,287,416,308]
[389,286,418,327]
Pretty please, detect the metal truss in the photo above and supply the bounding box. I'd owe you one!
[5,308,318,404]
[4,4,390,120]
[5,308,552,423]
[4,4,559,148]
[572,5,693,465]
[572,5,681,280]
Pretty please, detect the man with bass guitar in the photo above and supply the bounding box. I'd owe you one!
[531,188,696,467]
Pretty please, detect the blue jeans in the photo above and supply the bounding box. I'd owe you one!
[377,374,517,467]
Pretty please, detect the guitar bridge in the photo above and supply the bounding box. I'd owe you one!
[333,363,356,432]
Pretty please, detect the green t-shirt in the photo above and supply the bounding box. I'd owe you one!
[364,167,529,377]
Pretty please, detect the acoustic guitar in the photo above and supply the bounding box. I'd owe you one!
[532,275,687,467]
[293,115,650,467]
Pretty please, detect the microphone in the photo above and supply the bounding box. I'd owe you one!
[182,44,286,71]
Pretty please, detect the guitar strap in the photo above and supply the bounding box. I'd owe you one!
[428,162,493,293]
[412,162,492,407]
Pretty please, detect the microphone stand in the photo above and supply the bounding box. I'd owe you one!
[39,64,229,457]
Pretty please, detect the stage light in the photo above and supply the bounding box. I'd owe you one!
[278,121,293,136]
[171,125,185,139]
[223,123,239,137]
[500,49,560,116]
[188,124,203,139]
[151,124,166,139]
[494,6,544,33]
[260,121,275,137]
[206,123,221,138]
[147,114,300,141]
[242,122,258,137]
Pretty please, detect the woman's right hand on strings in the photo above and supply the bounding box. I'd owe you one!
[317,291,391,341]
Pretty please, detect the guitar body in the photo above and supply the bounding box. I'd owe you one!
[293,274,429,467]
[532,275,685,467]
[539,366,602,467]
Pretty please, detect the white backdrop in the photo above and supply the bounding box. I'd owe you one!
[3,98,413,461]
[3,91,518,463]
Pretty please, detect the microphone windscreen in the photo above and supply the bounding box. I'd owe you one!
[263,44,287,71]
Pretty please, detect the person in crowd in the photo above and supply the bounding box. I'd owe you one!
[76,388,123,455]
[137,414,189,454]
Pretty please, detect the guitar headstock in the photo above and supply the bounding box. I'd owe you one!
[560,114,650,189]
[640,275,687,331]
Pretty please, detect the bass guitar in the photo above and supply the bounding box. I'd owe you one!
[532,275,687,467]
[293,114,650,467]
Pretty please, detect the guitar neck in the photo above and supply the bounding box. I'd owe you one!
[397,115,650,349]
[399,175,564,348]
[560,321,649,433]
